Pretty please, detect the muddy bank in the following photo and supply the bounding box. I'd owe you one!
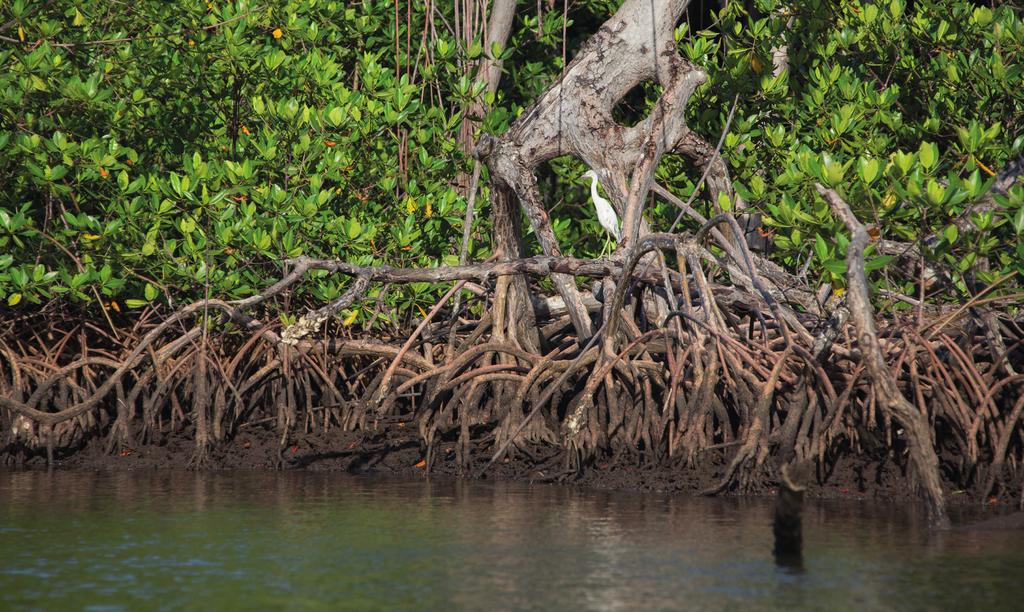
[8,422,1018,511]
[3,218,1022,529]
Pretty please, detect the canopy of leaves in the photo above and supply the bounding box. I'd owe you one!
[1,0,1021,321]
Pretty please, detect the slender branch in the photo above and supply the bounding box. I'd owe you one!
[817,183,949,529]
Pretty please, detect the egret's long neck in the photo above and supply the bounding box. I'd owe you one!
[588,174,601,202]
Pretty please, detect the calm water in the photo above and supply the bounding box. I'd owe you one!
[2,471,1023,611]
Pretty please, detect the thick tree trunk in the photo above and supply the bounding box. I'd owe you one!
[460,1,533,352]
[491,182,541,352]
[477,0,743,341]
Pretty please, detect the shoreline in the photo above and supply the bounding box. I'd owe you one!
[7,424,1020,513]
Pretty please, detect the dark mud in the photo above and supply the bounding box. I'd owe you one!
[10,420,1013,514]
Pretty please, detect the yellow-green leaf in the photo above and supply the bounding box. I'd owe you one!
[919,142,939,171]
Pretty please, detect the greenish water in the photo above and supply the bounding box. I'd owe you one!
[2,471,1023,611]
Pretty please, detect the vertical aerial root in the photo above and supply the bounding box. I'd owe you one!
[985,393,1024,499]
[704,348,791,495]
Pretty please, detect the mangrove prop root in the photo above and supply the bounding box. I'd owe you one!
[3,3,1023,521]
[5,215,1018,525]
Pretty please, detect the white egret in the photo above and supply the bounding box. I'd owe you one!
[581,169,620,256]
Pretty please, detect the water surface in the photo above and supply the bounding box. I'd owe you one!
[2,471,1022,610]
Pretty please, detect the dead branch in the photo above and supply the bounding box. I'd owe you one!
[817,183,950,528]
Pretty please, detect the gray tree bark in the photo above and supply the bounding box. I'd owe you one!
[477,0,743,342]
[818,184,950,528]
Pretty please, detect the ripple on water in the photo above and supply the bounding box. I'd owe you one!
[1,471,1023,611]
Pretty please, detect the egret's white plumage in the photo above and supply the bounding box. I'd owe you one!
[582,169,620,242]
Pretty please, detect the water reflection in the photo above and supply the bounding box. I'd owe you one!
[1,471,1023,610]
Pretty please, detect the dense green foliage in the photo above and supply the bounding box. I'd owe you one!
[1,0,1022,323]
[687,0,1024,295]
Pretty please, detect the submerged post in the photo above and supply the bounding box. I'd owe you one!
[773,462,810,569]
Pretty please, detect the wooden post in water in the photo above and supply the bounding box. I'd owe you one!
[773,462,811,569]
